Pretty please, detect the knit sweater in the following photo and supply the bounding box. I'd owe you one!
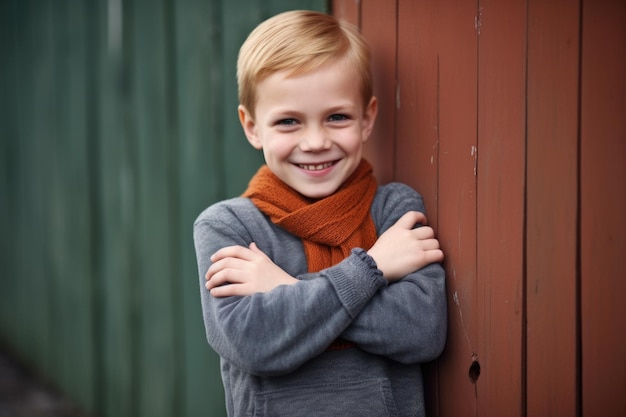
[193,182,447,417]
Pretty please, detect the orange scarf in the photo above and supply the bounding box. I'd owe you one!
[242,160,378,273]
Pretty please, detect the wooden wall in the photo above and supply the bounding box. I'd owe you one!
[333,0,626,416]
[0,1,325,416]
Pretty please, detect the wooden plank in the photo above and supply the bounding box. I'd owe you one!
[360,0,397,185]
[48,0,96,409]
[433,0,480,415]
[94,0,139,414]
[131,0,181,415]
[174,0,227,415]
[13,0,54,376]
[526,0,580,415]
[0,0,18,339]
[475,0,526,415]
[396,0,440,228]
[580,1,626,415]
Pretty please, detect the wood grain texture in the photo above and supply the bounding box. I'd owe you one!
[580,1,626,415]
[475,1,527,415]
[526,0,580,414]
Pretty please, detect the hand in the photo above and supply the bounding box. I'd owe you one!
[205,242,298,297]
[367,211,444,282]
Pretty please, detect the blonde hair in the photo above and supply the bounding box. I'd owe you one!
[237,10,372,116]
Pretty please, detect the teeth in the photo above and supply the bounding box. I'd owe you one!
[298,162,333,171]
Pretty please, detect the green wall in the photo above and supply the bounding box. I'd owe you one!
[0,0,327,416]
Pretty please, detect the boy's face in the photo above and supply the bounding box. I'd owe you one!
[239,56,377,199]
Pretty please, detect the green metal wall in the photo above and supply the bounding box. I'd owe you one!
[0,0,327,416]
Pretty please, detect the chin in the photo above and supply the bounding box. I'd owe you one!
[296,185,339,200]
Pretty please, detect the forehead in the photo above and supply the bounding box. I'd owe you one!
[255,57,364,110]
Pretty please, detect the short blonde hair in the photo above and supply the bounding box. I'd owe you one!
[237,10,372,116]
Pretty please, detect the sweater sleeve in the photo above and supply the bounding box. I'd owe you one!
[193,200,387,377]
[339,183,448,364]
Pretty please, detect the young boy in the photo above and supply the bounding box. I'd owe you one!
[194,10,447,417]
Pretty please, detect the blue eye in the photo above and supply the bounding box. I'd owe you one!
[277,118,297,126]
[328,114,348,122]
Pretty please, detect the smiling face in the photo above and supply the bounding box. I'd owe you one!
[239,56,377,199]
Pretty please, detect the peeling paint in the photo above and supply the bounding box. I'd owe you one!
[471,145,478,176]
[452,290,474,353]
[475,7,483,35]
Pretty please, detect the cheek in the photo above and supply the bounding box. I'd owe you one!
[338,129,367,151]
[263,137,293,159]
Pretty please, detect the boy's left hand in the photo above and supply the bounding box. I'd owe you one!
[206,242,297,297]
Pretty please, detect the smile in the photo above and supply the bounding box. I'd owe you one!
[297,161,336,171]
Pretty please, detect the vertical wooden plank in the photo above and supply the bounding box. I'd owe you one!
[174,0,227,416]
[132,0,181,415]
[396,0,440,227]
[47,0,68,395]
[48,0,96,409]
[526,0,580,415]
[476,0,526,415]
[360,0,397,184]
[13,0,54,376]
[580,1,626,415]
[95,0,139,415]
[0,0,18,340]
[435,0,480,416]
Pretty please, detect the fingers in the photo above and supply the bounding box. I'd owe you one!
[395,211,428,229]
[423,248,445,264]
[248,242,270,260]
[418,237,441,251]
[208,283,249,298]
[414,224,434,237]
[205,256,248,283]
[205,243,271,293]
[413,226,444,263]
[205,263,249,292]
[205,256,250,295]
[210,245,254,263]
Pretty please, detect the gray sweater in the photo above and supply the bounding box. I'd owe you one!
[193,182,447,417]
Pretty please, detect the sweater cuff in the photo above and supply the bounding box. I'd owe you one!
[325,248,387,319]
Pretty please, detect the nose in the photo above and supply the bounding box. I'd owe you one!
[300,127,331,152]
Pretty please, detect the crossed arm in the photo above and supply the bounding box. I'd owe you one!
[195,191,447,374]
[205,210,443,297]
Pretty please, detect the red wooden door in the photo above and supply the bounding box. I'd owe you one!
[333,1,626,415]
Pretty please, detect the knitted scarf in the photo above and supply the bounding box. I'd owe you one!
[242,160,378,273]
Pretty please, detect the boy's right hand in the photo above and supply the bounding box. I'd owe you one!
[206,242,297,297]
[367,211,444,282]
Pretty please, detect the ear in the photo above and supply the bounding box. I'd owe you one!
[361,96,378,141]
[238,105,263,149]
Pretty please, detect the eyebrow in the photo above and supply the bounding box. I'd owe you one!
[325,104,358,113]
[269,103,357,116]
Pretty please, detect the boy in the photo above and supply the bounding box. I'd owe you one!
[194,10,447,417]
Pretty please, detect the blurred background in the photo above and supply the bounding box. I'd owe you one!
[0,0,326,416]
